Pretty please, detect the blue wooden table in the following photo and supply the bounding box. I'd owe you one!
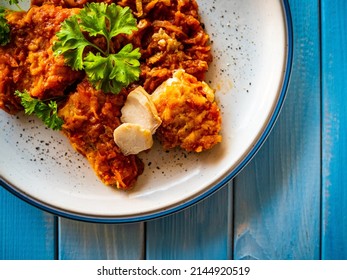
[1,0,347,260]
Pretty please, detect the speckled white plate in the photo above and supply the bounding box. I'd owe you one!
[0,0,293,222]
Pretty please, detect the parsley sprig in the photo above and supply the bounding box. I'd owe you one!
[0,1,24,46]
[2,1,22,11]
[53,3,141,94]
[14,90,64,131]
[0,7,10,46]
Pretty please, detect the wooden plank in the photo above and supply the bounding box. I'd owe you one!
[146,183,232,260]
[0,188,56,260]
[233,0,321,260]
[321,0,347,260]
[58,219,144,260]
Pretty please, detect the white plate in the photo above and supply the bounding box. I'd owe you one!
[0,0,293,222]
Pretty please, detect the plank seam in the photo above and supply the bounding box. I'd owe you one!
[54,216,59,260]
[230,181,235,260]
[319,0,323,261]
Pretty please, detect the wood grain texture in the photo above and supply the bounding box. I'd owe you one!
[1,0,336,261]
[0,188,56,260]
[233,0,321,260]
[146,183,232,260]
[321,0,347,260]
[58,219,144,259]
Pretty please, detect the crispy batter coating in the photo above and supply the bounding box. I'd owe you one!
[0,0,220,189]
[32,0,113,8]
[0,5,83,114]
[58,79,144,189]
[126,0,213,92]
[151,70,222,152]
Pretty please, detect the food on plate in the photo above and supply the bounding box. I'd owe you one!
[114,86,161,155]
[52,2,141,95]
[14,89,64,130]
[58,79,144,189]
[0,0,222,190]
[120,86,161,134]
[151,69,222,152]
[0,4,83,114]
[114,123,153,156]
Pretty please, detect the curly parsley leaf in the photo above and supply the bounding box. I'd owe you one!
[78,3,137,42]
[0,0,26,46]
[14,90,64,131]
[0,7,10,46]
[84,44,141,94]
[77,2,108,38]
[53,15,92,70]
[53,3,140,94]
[104,3,138,38]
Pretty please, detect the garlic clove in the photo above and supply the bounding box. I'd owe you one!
[113,123,153,156]
[121,86,161,135]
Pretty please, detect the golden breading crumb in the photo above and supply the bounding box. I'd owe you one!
[0,5,83,114]
[151,69,222,152]
[58,79,144,190]
[0,0,218,190]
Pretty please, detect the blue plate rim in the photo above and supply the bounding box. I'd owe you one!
[0,0,294,224]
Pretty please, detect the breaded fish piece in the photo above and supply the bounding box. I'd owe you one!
[58,79,144,190]
[151,69,222,152]
[0,5,83,114]
[32,0,112,8]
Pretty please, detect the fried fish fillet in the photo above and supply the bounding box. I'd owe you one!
[0,4,83,114]
[58,79,144,190]
[31,0,112,8]
[151,69,222,152]
[0,0,217,190]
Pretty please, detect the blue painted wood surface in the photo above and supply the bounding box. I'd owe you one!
[146,184,232,260]
[233,0,321,260]
[1,0,347,260]
[0,188,56,260]
[321,0,347,260]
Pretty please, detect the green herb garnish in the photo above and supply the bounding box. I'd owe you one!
[14,90,64,131]
[53,3,141,94]
[0,7,10,46]
[3,1,22,11]
[0,0,25,46]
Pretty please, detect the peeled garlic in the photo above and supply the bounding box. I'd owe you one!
[121,86,161,134]
[114,86,162,155]
[113,123,153,156]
